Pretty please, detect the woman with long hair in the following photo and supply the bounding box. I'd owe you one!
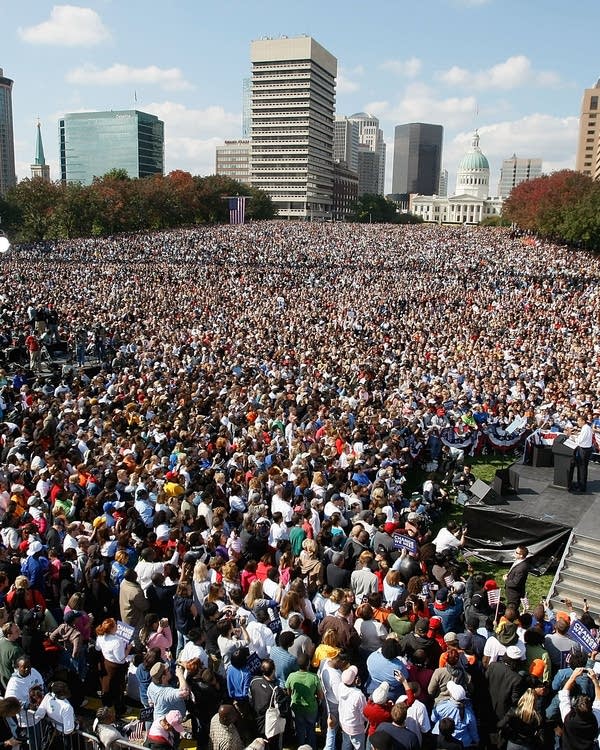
[95,618,132,714]
[204,582,226,611]
[311,628,341,669]
[139,613,173,661]
[243,580,274,614]
[221,561,242,603]
[191,561,211,610]
[497,687,543,750]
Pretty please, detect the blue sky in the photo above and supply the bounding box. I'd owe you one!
[1,0,597,194]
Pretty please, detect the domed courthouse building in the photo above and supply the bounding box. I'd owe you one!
[410,132,504,224]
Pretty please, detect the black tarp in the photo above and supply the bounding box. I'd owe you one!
[462,504,572,573]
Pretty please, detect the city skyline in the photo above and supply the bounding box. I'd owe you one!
[1,1,598,194]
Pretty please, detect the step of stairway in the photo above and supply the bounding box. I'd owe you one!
[571,536,600,556]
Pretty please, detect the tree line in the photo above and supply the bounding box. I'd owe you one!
[503,169,600,251]
[0,170,277,242]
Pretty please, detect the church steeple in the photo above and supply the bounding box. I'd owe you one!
[31,121,50,181]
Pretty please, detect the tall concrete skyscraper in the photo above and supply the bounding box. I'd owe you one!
[348,112,385,195]
[242,78,252,138]
[31,122,51,182]
[334,116,359,173]
[498,155,542,198]
[250,36,337,220]
[576,78,600,180]
[0,69,16,196]
[392,123,443,195]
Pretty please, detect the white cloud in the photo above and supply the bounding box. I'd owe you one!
[147,101,241,176]
[19,5,110,46]
[368,82,477,130]
[337,70,360,94]
[438,55,561,90]
[380,57,422,78]
[66,64,192,91]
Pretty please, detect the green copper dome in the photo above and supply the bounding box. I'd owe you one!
[458,132,489,171]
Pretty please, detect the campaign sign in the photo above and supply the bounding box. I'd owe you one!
[115,620,135,643]
[246,651,263,675]
[393,533,418,555]
[267,618,282,634]
[568,620,599,654]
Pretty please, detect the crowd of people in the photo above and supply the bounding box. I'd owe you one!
[0,222,597,750]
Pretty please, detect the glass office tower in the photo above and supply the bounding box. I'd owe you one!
[60,110,164,184]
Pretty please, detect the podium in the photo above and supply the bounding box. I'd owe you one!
[551,434,574,488]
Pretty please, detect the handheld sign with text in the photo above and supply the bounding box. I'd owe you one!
[115,621,135,644]
[568,620,599,654]
[393,533,418,555]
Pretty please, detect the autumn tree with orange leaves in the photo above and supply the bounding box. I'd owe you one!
[503,170,600,250]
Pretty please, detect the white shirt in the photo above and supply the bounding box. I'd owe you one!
[35,693,75,734]
[246,621,276,659]
[319,659,342,709]
[433,527,461,554]
[95,633,127,663]
[271,496,293,524]
[179,641,208,668]
[575,423,594,449]
[406,698,431,742]
[6,669,44,726]
[338,683,367,736]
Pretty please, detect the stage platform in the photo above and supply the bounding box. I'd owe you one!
[504,462,600,539]
[462,462,600,569]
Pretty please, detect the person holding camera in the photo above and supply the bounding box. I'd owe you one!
[558,666,600,750]
[216,614,250,670]
[432,521,468,556]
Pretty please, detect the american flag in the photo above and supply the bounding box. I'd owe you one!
[229,196,247,225]
[487,588,501,606]
[444,575,455,587]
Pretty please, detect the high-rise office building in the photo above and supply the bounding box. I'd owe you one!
[498,155,542,198]
[348,112,385,195]
[242,78,252,138]
[250,36,337,220]
[216,139,251,184]
[0,68,16,196]
[357,145,380,196]
[31,122,51,182]
[438,168,448,197]
[392,123,443,196]
[334,116,359,173]
[576,78,600,180]
[59,110,164,185]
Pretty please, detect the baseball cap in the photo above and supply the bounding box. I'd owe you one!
[506,645,524,660]
[342,665,358,685]
[164,710,185,733]
[150,662,167,679]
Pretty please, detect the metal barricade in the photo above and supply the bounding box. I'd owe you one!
[113,740,147,750]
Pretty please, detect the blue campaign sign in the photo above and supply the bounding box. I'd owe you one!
[568,620,599,654]
[393,533,418,555]
[115,620,135,644]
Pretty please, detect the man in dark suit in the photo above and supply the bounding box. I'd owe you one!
[503,545,530,607]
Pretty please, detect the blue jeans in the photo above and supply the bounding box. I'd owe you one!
[342,732,365,750]
[293,711,317,748]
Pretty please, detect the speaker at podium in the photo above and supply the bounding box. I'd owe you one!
[551,434,574,488]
